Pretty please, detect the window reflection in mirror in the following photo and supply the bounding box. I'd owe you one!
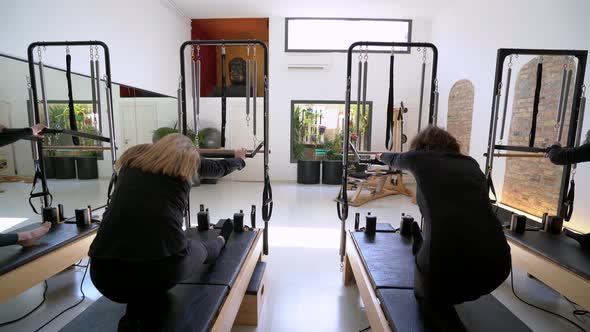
[0,53,175,228]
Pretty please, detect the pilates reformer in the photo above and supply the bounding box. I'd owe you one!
[484,48,587,220]
[178,39,273,258]
[346,141,414,207]
[484,48,590,313]
[337,41,439,262]
[0,40,118,305]
[26,41,119,212]
[341,224,533,332]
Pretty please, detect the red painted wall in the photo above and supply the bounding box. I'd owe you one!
[191,18,269,97]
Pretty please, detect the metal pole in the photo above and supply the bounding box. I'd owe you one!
[190,48,197,135]
[246,46,251,126]
[253,47,258,138]
[558,69,574,142]
[417,61,426,132]
[95,58,102,133]
[499,64,512,141]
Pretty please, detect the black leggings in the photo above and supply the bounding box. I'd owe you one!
[412,231,510,331]
[90,237,224,304]
[0,234,18,247]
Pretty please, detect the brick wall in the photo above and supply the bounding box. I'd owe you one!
[447,79,474,154]
[502,56,575,217]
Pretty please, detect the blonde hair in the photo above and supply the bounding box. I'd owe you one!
[116,133,200,182]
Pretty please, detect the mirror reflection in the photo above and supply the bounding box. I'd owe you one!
[0,54,175,230]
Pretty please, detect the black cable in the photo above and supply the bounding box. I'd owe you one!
[510,268,587,331]
[564,297,590,318]
[359,326,371,332]
[33,263,89,332]
[0,280,48,326]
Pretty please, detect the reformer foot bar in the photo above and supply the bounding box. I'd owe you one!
[484,48,588,220]
[342,229,532,331]
[338,41,439,263]
[179,40,273,255]
[27,41,118,209]
[61,229,265,332]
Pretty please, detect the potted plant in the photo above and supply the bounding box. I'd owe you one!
[76,150,99,180]
[293,105,320,184]
[43,149,56,179]
[152,124,198,144]
[321,134,343,185]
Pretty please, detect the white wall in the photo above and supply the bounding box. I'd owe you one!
[432,0,590,232]
[267,16,433,181]
[0,0,190,97]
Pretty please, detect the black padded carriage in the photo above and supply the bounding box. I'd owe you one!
[60,228,258,332]
[351,227,532,331]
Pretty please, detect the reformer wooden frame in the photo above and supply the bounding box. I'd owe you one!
[342,231,393,332]
[27,41,118,208]
[484,48,588,218]
[337,41,439,262]
[178,40,273,255]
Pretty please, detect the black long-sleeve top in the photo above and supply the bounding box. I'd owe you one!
[0,128,32,147]
[89,158,245,262]
[547,144,590,165]
[382,151,511,303]
[198,158,245,179]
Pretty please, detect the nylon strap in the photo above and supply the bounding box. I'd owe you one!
[66,53,79,145]
[529,62,543,147]
[385,54,395,151]
[221,47,227,147]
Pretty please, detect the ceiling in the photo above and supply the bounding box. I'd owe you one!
[171,0,454,20]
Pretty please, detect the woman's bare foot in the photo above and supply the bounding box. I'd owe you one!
[17,222,51,247]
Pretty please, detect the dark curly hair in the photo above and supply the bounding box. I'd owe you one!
[410,126,461,154]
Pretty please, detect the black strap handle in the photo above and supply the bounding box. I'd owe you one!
[28,164,52,214]
[65,53,79,146]
[564,179,575,221]
[385,55,395,150]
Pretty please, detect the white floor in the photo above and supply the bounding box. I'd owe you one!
[0,179,588,331]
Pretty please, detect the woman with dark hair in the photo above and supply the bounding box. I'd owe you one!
[546,129,590,165]
[378,126,511,331]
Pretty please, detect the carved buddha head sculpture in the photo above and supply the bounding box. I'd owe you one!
[229,57,247,86]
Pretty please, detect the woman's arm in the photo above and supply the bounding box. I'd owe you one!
[379,150,419,170]
[198,158,245,179]
[547,143,590,165]
[0,128,33,147]
[0,124,45,147]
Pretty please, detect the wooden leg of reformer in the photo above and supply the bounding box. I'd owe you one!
[351,180,365,202]
[375,175,390,193]
[343,252,355,286]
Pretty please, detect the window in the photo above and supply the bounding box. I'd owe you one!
[291,100,373,162]
[285,18,412,53]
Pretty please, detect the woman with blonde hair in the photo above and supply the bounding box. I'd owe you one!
[88,134,245,328]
